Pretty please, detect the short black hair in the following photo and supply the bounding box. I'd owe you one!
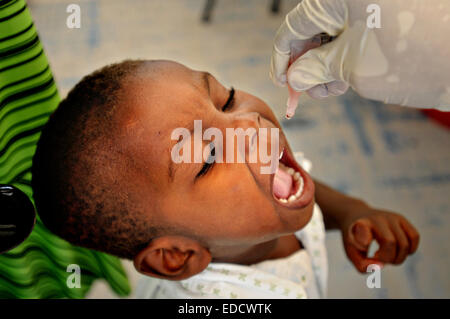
[32,59,160,259]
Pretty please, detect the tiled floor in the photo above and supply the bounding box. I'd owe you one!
[29,0,450,298]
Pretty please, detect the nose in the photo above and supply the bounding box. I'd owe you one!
[231,112,261,130]
[222,112,265,164]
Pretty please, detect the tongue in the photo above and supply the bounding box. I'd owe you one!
[273,167,293,199]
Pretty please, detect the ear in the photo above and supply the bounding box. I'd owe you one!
[133,236,212,280]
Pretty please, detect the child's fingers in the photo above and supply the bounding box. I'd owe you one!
[350,219,373,251]
[372,220,397,263]
[390,221,410,264]
[345,244,383,273]
[400,218,420,254]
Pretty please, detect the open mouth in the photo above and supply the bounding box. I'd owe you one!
[272,147,314,209]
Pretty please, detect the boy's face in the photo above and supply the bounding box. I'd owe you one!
[120,61,315,254]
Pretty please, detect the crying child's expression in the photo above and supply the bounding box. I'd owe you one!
[116,60,315,250]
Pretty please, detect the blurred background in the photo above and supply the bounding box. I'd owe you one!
[20,0,450,298]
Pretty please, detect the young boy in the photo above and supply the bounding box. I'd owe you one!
[32,60,419,299]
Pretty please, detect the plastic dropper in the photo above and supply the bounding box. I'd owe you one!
[285,33,333,119]
[286,83,301,119]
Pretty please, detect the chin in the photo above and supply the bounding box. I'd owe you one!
[276,196,316,233]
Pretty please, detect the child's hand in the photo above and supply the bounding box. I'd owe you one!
[340,207,420,273]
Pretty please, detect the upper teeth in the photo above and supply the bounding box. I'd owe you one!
[277,166,304,204]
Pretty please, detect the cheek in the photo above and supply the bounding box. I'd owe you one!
[224,180,280,233]
[238,91,280,127]
[176,166,282,239]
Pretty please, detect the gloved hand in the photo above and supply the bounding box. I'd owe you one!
[270,0,450,115]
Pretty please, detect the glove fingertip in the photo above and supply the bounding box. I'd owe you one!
[327,81,349,96]
[270,72,287,87]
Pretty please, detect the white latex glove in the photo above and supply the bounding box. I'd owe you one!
[270,0,450,116]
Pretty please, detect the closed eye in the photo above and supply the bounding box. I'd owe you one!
[221,87,235,111]
[196,144,215,178]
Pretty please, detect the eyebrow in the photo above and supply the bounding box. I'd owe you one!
[201,71,211,95]
[167,72,213,182]
[168,134,185,183]
[168,71,213,182]
[167,124,197,183]
[168,151,176,182]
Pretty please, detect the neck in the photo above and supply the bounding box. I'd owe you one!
[211,234,301,265]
